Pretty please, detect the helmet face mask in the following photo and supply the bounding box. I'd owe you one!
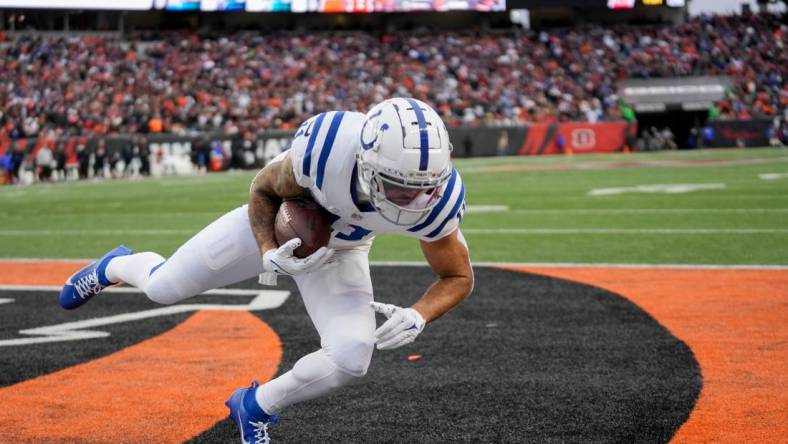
[376,174,439,208]
[357,98,454,226]
[358,159,449,225]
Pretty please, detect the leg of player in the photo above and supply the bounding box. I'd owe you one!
[59,205,263,309]
[260,247,375,413]
[228,247,375,430]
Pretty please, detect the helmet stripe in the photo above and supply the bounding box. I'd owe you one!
[405,98,430,171]
[302,112,327,177]
[407,169,458,233]
[316,111,345,190]
[425,183,465,239]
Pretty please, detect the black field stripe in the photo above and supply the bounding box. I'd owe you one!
[191,267,701,444]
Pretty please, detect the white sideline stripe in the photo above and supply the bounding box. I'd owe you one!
[457,157,788,173]
[0,285,262,296]
[508,208,788,214]
[461,228,788,234]
[0,298,13,304]
[0,290,290,347]
[3,227,788,236]
[1,258,787,269]
[371,261,788,270]
[0,229,194,236]
[3,209,787,219]
[0,258,99,263]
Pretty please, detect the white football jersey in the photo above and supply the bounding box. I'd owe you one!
[289,111,466,249]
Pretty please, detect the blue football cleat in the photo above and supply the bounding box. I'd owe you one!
[59,245,133,310]
[226,380,278,444]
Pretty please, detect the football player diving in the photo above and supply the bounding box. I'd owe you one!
[58,97,473,443]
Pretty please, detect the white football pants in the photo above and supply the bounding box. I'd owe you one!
[105,205,376,415]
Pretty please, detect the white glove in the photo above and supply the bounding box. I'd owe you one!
[370,301,426,350]
[262,238,334,276]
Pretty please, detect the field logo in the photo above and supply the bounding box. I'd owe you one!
[0,288,290,347]
[570,129,596,150]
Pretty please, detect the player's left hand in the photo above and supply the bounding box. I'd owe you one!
[370,301,426,350]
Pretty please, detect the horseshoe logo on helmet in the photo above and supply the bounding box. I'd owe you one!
[360,110,390,150]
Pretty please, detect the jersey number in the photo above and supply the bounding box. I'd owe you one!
[334,224,373,241]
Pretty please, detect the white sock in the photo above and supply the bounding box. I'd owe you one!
[105,252,166,288]
[257,349,358,415]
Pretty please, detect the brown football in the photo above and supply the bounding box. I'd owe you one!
[274,197,332,258]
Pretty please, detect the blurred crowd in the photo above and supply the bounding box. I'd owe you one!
[0,135,152,185]
[0,12,786,141]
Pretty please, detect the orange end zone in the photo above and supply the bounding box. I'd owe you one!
[501,266,788,443]
[0,310,282,443]
[0,261,90,285]
[0,261,282,443]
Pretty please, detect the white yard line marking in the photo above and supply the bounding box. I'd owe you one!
[0,298,13,305]
[461,228,788,234]
[589,183,726,196]
[465,205,509,213]
[0,290,289,347]
[759,172,788,180]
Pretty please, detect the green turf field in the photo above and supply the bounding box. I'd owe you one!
[2,148,788,264]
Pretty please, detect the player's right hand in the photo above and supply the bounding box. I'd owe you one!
[262,238,334,276]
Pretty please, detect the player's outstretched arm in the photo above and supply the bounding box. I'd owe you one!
[413,228,474,322]
[248,152,310,254]
[370,229,473,350]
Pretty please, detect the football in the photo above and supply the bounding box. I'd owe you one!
[274,197,332,258]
